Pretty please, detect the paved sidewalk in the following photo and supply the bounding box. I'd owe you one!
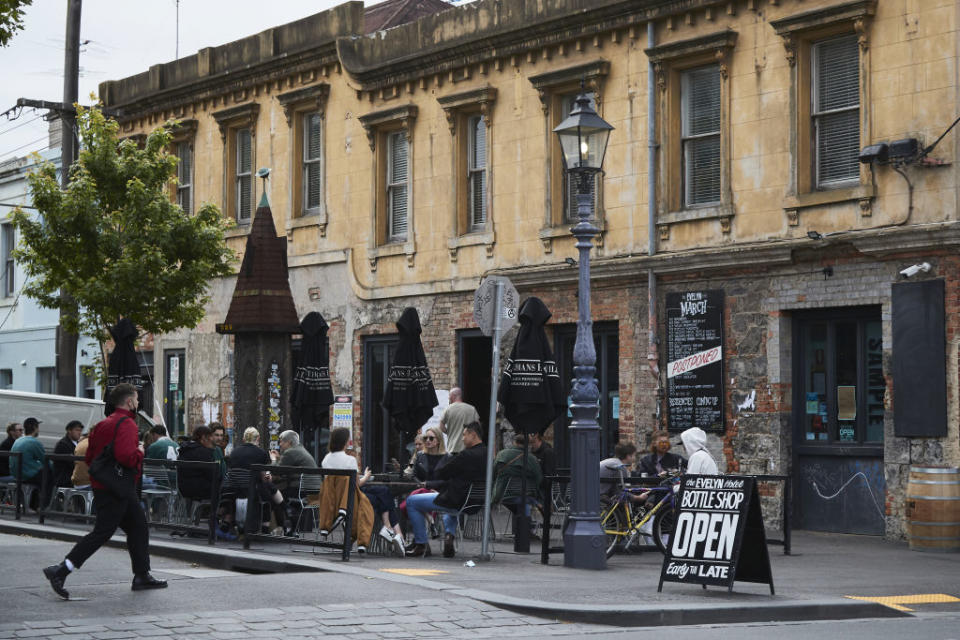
[3,516,957,627]
[0,599,616,640]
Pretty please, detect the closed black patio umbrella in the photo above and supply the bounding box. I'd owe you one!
[106,318,143,416]
[382,307,438,436]
[291,311,335,461]
[498,297,564,551]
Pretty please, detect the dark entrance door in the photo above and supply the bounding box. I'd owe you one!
[362,335,406,473]
[457,330,492,432]
[554,322,619,469]
[164,349,185,438]
[792,307,885,535]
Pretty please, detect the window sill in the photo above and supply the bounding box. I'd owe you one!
[285,212,328,238]
[657,204,734,240]
[783,184,875,225]
[367,240,415,271]
[224,224,251,239]
[538,218,606,253]
[447,230,495,261]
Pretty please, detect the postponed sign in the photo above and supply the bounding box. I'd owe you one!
[659,475,774,594]
[667,346,722,378]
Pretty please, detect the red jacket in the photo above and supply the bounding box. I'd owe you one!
[85,408,143,490]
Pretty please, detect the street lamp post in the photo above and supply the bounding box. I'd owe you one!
[554,91,613,570]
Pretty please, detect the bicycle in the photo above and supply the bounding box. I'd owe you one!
[600,472,680,558]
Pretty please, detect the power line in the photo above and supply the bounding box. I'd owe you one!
[0,136,49,159]
[0,114,44,137]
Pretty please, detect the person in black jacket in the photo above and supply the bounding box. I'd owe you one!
[405,422,486,558]
[177,425,217,500]
[637,430,685,477]
[52,421,84,487]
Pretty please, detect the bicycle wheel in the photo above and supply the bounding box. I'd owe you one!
[652,503,676,555]
[601,504,630,558]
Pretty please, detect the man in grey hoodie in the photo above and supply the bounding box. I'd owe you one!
[680,427,719,475]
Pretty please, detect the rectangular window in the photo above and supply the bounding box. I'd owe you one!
[387,131,408,241]
[2,223,13,297]
[681,65,722,207]
[0,369,11,390]
[235,128,252,222]
[302,112,323,214]
[176,141,192,215]
[812,35,860,188]
[36,367,55,394]
[467,115,487,229]
[560,92,599,222]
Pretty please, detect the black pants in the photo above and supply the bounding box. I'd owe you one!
[66,489,150,575]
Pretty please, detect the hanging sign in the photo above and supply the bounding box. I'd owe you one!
[659,475,774,594]
[666,290,724,432]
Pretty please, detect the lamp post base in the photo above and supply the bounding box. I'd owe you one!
[563,516,607,569]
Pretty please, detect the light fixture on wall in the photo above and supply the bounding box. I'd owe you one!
[807,230,823,241]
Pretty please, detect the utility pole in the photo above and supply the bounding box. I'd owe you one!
[55,0,82,397]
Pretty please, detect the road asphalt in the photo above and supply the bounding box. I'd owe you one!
[3,514,958,628]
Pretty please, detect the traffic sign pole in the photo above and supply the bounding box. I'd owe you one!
[480,279,504,561]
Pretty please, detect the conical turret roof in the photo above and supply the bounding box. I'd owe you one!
[217,193,300,334]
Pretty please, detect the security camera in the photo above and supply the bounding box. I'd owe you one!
[900,262,931,278]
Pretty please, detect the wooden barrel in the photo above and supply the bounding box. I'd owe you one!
[905,466,960,552]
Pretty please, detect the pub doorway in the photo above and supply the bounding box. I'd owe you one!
[457,329,492,434]
[791,307,885,535]
[361,335,408,473]
[554,322,619,469]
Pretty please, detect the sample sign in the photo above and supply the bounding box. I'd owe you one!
[659,475,774,594]
[666,290,724,432]
[332,395,353,436]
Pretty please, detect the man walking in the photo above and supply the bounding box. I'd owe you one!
[439,387,479,454]
[43,384,167,599]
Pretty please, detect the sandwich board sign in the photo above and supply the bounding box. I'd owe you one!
[658,475,774,594]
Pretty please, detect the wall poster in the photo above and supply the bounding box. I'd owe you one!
[666,290,724,432]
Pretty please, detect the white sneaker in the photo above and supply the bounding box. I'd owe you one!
[357,545,366,554]
[392,533,406,557]
[379,525,395,542]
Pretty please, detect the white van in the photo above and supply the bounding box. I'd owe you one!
[0,389,105,452]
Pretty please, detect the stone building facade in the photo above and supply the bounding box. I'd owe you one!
[100,0,960,539]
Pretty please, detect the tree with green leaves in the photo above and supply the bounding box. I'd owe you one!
[0,0,32,47]
[12,105,234,371]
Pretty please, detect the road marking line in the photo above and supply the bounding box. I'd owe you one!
[380,568,450,576]
[845,593,960,612]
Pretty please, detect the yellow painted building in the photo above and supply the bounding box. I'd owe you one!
[102,0,960,538]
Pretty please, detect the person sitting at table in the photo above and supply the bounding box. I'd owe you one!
[637,430,685,477]
[398,426,450,538]
[600,442,646,505]
[319,428,375,553]
[177,425,218,500]
[492,433,542,517]
[405,421,486,558]
[222,428,290,537]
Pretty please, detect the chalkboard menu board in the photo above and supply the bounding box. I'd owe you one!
[666,290,724,432]
[658,475,774,594]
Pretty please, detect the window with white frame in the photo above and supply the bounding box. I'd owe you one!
[302,112,323,215]
[812,34,860,188]
[176,141,192,215]
[236,128,253,222]
[467,115,487,229]
[36,367,55,394]
[681,65,722,207]
[2,223,14,298]
[387,131,409,241]
[560,92,599,222]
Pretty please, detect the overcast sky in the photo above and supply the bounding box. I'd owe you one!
[0,0,374,164]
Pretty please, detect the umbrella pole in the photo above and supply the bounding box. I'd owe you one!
[480,280,505,561]
[514,439,531,552]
